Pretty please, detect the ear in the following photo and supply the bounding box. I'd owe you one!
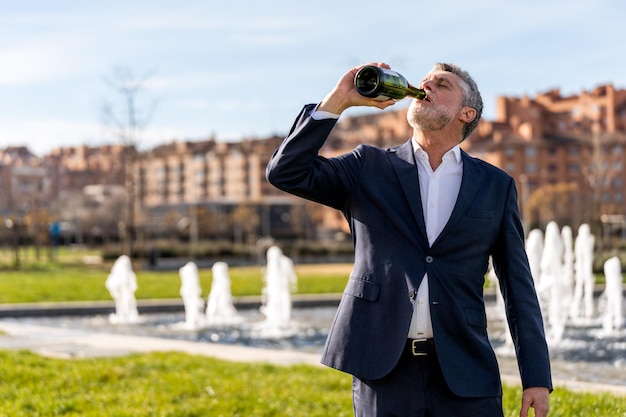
[458,106,476,124]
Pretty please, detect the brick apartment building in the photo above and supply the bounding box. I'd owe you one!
[0,147,47,214]
[132,136,311,242]
[1,83,625,244]
[466,84,626,234]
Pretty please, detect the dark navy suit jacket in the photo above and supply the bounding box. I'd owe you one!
[266,104,552,398]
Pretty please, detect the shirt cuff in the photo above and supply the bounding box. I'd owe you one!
[310,104,340,120]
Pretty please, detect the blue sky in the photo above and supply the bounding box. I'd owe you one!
[1,0,625,156]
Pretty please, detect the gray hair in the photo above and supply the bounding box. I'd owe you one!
[431,63,483,141]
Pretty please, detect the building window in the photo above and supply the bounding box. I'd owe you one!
[525,163,538,173]
[506,163,516,173]
[524,147,537,157]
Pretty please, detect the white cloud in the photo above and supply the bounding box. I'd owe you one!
[0,44,75,85]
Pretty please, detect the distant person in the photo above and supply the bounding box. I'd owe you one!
[266,62,552,416]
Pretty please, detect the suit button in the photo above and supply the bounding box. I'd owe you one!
[425,256,433,263]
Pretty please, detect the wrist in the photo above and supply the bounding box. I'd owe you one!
[318,90,351,115]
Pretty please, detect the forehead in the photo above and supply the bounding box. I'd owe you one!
[422,70,462,85]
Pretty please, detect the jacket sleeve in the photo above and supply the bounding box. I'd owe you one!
[492,178,553,392]
[266,104,363,210]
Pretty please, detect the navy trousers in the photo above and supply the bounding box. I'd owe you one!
[352,341,504,417]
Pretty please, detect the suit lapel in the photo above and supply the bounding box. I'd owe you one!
[388,140,429,248]
[432,150,485,247]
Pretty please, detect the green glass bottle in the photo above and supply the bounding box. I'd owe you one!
[354,65,427,101]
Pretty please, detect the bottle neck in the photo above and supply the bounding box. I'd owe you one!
[407,85,427,100]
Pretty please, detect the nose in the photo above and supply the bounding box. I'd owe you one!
[421,79,435,91]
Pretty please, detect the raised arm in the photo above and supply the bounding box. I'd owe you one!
[266,63,397,209]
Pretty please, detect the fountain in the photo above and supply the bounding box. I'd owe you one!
[102,246,304,342]
[525,228,544,288]
[600,256,624,334]
[561,225,575,308]
[255,246,299,337]
[570,223,596,322]
[260,247,297,325]
[488,257,513,353]
[490,221,626,381]
[206,261,243,325]
[540,221,567,343]
[105,255,140,324]
[98,237,622,367]
[178,261,205,330]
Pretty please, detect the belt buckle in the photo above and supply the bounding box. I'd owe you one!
[411,338,429,356]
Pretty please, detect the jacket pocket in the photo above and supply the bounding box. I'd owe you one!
[464,306,487,327]
[344,277,380,302]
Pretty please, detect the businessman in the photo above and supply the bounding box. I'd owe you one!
[266,62,552,417]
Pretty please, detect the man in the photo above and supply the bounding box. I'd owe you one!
[266,62,552,417]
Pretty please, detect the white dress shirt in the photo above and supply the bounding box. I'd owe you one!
[407,139,463,339]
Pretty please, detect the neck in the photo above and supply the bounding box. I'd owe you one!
[413,129,460,171]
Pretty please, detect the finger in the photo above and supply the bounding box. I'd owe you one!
[533,405,550,417]
[519,402,530,417]
[377,99,397,109]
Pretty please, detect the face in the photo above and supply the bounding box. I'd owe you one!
[406,70,466,132]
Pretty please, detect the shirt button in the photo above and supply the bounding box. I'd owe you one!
[425,256,433,263]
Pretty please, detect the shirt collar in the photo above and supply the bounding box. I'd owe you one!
[411,138,462,166]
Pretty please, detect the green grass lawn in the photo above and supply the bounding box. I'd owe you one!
[0,350,353,417]
[0,262,352,304]
[0,350,624,417]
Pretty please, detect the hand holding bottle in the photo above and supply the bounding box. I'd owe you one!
[318,63,397,115]
[354,66,427,101]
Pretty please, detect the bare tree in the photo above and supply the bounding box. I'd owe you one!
[526,182,579,227]
[101,67,157,258]
[231,203,260,245]
[580,130,624,202]
[580,129,626,247]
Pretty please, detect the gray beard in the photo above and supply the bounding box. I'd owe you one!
[407,103,456,132]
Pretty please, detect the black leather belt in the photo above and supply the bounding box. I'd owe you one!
[406,338,435,356]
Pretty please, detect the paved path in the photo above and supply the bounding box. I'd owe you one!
[2,319,626,397]
[0,320,322,366]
